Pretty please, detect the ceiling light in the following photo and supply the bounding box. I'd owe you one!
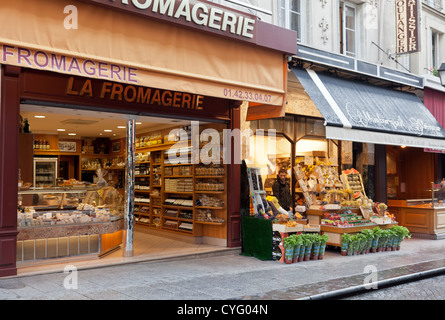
[104,129,113,132]
[34,115,46,119]
[68,133,76,136]
[117,126,126,129]
[136,122,142,125]
[57,129,66,132]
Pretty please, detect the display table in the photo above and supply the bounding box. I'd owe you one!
[321,223,397,247]
[388,200,445,240]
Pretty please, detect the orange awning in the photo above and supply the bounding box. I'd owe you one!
[0,0,294,113]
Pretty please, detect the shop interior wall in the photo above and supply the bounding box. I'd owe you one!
[386,146,437,200]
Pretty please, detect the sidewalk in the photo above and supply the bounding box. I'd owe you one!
[0,237,444,300]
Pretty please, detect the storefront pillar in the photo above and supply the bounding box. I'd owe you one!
[375,144,388,204]
[123,117,136,257]
[0,65,20,277]
[227,103,242,248]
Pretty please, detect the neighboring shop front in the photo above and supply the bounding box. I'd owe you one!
[240,45,445,262]
[384,76,445,240]
[0,0,296,277]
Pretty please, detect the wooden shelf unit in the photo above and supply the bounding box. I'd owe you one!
[133,144,227,239]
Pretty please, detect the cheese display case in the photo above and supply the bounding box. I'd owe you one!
[16,186,124,261]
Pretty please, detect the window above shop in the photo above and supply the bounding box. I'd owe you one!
[277,0,305,43]
[339,1,357,58]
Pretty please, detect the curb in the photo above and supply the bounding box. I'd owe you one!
[298,266,445,300]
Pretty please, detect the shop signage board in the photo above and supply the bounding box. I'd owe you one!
[395,0,420,55]
[0,0,296,110]
[93,0,257,40]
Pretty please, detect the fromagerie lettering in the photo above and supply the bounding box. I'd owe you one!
[66,77,204,110]
[110,0,256,38]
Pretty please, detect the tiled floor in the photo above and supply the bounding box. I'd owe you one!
[16,227,235,277]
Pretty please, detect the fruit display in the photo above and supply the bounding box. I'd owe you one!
[341,168,366,198]
[321,210,375,228]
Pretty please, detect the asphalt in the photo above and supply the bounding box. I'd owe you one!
[0,237,444,301]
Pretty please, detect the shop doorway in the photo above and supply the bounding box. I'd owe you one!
[17,103,231,268]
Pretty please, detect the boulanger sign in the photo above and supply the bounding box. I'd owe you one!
[98,0,256,40]
[395,0,420,54]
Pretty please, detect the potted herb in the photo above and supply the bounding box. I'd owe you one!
[302,234,313,261]
[341,233,352,256]
[371,227,382,253]
[360,229,373,254]
[292,235,303,263]
[318,234,329,260]
[391,226,411,250]
[283,236,295,264]
[386,228,397,251]
[311,234,321,260]
[298,240,306,262]
[356,233,367,255]
[350,234,358,255]
[377,229,389,252]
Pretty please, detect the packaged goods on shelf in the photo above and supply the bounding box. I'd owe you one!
[195,180,224,191]
[196,194,225,208]
[195,166,225,176]
[196,209,225,223]
[178,210,193,220]
[179,222,193,231]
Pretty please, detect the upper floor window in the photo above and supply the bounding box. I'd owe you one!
[339,2,356,57]
[278,0,303,43]
[431,30,441,68]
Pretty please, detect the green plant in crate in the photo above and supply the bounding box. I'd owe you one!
[359,229,374,254]
[341,233,352,256]
[283,235,296,264]
[318,234,329,260]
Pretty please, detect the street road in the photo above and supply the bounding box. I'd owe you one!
[341,274,445,300]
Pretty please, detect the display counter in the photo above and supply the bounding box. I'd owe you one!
[388,199,445,240]
[16,186,124,261]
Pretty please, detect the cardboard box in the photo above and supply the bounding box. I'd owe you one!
[272,223,303,233]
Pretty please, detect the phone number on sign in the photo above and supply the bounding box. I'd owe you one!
[223,89,273,103]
